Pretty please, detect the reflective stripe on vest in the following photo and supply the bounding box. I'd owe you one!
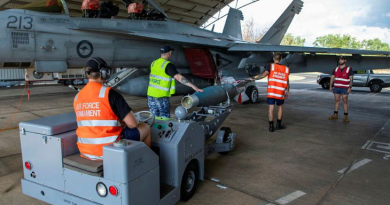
[267,63,289,100]
[267,93,284,98]
[99,86,108,98]
[150,73,171,81]
[334,83,350,87]
[149,84,170,91]
[77,120,118,127]
[334,66,351,88]
[73,82,122,161]
[334,78,350,82]
[81,153,103,160]
[147,58,176,97]
[268,85,286,91]
[78,135,119,144]
[269,78,288,84]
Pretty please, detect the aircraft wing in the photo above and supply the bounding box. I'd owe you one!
[228,44,390,55]
[69,26,236,48]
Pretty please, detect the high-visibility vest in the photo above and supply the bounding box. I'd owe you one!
[73,82,122,160]
[266,63,290,100]
[333,66,351,88]
[147,58,176,98]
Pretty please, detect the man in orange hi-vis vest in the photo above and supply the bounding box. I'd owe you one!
[250,52,290,132]
[73,58,151,160]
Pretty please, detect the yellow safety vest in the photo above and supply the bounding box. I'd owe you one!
[147,58,176,98]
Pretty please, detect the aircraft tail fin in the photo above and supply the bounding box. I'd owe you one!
[223,8,244,40]
[259,0,304,45]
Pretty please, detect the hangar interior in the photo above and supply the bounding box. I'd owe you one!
[0,0,238,26]
[0,0,390,205]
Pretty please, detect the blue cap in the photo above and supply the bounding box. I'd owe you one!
[160,45,175,54]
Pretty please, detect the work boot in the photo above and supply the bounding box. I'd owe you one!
[276,119,286,130]
[269,121,275,132]
[328,111,338,120]
[343,113,350,123]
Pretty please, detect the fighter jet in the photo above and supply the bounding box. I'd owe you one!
[0,0,389,102]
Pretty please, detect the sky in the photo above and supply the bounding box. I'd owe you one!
[202,0,390,46]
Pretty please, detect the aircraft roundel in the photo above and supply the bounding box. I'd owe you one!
[76,40,94,58]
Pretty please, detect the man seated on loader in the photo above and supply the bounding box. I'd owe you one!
[73,57,151,160]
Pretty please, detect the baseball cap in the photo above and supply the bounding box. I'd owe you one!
[160,45,175,54]
[84,57,111,72]
[339,56,347,60]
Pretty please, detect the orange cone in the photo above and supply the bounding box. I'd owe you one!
[238,92,242,104]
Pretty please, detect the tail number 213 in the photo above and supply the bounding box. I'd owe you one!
[7,16,33,30]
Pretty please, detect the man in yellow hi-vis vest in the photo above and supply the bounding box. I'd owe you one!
[147,45,203,118]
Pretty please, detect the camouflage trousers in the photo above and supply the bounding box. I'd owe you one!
[147,96,171,118]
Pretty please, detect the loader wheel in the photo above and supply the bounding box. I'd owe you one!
[219,127,232,155]
[180,161,198,202]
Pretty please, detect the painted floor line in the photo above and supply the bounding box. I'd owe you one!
[338,158,372,174]
[266,190,306,205]
[216,184,227,189]
[377,145,390,150]
[210,178,220,182]
[361,140,371,149]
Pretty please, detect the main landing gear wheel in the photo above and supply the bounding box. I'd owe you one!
[180,161,198,202]
[246,86,259,104]
[133,111,155,126]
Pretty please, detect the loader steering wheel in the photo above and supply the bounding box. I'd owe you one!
[134,111,155,126]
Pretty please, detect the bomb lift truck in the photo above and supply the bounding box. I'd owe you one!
[20,87,237,205]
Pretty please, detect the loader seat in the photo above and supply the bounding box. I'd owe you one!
[63,154,103,177]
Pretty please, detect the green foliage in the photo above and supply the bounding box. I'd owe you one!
[361,38,390,51]
[281,33,306,46]
[313,34,390,51]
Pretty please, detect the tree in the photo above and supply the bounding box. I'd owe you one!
[313,34,390,51]
[281,33,306,46]
[242,17,267,43]
[361,38,390,51]
[313,34,361,49]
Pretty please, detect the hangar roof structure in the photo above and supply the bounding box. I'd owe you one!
[0,0,260,27]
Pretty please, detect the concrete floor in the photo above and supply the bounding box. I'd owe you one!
[0,73,389,205]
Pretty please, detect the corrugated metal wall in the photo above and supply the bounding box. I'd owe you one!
[0,69,24,80]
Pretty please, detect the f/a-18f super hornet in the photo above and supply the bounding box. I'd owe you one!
[0,0,389,102]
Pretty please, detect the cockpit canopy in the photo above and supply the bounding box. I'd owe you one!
[17,0,64,13]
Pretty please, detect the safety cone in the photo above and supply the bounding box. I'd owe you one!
[238,92,242,104]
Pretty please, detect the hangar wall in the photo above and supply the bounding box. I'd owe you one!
[0,69,24,80]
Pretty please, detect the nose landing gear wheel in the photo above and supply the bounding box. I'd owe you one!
[246,86,259,104]
[180,161,198,202]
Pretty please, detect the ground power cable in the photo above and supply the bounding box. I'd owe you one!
[0,83,27,133]
[316,118,390,205]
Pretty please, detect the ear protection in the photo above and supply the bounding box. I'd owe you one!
[87,57,112,80]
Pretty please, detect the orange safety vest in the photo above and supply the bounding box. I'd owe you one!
[73,82,122,160]
[266,63,290,100]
